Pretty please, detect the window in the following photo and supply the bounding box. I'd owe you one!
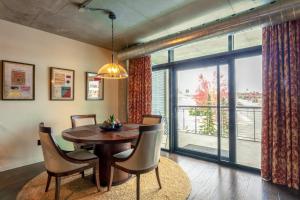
[234,26,262,50]
[151,27,262,67]
[152,69,170,149]
[174,35,228,61]
[151,50,168,65]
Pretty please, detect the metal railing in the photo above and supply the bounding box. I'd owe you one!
[177,105,261,142]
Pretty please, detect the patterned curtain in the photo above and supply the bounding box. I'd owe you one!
[128,55,152,123]
[261,20,300,190]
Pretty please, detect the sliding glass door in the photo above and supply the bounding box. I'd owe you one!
[235,55,262,168]
[175,63,229,160]
[151,45,262,170]
[173,54,262,168]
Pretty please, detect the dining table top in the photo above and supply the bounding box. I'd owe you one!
[62,123,140,145]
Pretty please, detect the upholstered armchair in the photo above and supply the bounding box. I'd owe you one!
[70,114,97,151]
[108,124,163,200]
[39,123,100,200]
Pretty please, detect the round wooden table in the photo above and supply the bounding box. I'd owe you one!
[62,124,139,186]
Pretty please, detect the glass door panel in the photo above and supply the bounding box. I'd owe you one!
[176,66,219,156]
[152,69,170,149]
[235,55,262,168]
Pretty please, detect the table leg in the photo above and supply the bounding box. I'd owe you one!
[94,142,132,186]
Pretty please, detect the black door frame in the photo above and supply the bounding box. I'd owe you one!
[173,60,228,161]
[152,45,262,172]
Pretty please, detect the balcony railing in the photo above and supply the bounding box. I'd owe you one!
[177,105,261,142]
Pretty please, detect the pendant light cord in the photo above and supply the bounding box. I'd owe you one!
[79,1,116,64]
[79,1,128,79]
[108,12,116,64]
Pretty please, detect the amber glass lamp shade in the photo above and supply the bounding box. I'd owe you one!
[97,63,128,79]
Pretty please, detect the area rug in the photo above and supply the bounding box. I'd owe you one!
[17,157,191,200]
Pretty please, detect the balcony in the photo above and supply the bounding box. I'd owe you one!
[162,105,261,168]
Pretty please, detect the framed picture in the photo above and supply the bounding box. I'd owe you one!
[1,60,35,100]
[50,67,74,100]
[86,72,104,100]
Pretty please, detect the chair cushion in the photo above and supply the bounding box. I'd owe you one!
[67,149,98,160]
[74,143,94,151]
[113,149,133,159]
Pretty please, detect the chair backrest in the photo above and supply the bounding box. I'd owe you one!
[39,123,86,173]
[116,124,163,171]
[71,114,97,128]
[142,115,162,125]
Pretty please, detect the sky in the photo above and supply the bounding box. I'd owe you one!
[235,55,262,93]
[177,55,262,96]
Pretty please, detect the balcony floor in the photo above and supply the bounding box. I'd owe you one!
[163,131,261,169]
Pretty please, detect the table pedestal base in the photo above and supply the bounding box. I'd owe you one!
[94,142,132,186]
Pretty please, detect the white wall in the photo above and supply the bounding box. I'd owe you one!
[0,19,119,171]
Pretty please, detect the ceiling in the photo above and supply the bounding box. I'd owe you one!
[0,0,273,51]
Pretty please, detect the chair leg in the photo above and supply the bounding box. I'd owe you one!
[55,177,61,200]
[108,166,114,191]
[92,167,96,182]
[45,174,52,192]
[95,163,101,192]
[80,171,85,178]
[136,174,140,200]
[155,166,162,189]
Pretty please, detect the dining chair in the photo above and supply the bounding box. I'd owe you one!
[131,114,162,148]
[108,124,163,200]
[70,114,97,151]
[142,114,162,125]
[39,122,101,200]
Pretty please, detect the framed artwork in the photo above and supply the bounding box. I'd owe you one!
[1,60,35,100]
[86,72,104,100]
[50,67,74,100]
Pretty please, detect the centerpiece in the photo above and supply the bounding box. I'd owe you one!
[100,114,122,131]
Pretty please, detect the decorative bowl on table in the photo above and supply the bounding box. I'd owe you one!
[99,114,122,131]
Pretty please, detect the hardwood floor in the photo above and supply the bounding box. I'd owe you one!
[161,152,300,200]
[0,161,45,200]
[0,152,299,200]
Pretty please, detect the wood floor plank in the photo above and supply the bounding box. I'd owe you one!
[0,153,299,200]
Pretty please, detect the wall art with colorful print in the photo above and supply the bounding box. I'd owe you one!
[1,60,35,100]
[86,72,104,100]
[50,67,74,100]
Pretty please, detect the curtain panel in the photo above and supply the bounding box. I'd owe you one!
[128,55,152,123]
[261,20,300,190]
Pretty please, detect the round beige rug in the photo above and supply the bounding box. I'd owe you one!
[17,157,191,200]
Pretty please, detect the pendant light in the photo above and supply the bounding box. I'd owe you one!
[79,2,128,79]
[97,12,128,79]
